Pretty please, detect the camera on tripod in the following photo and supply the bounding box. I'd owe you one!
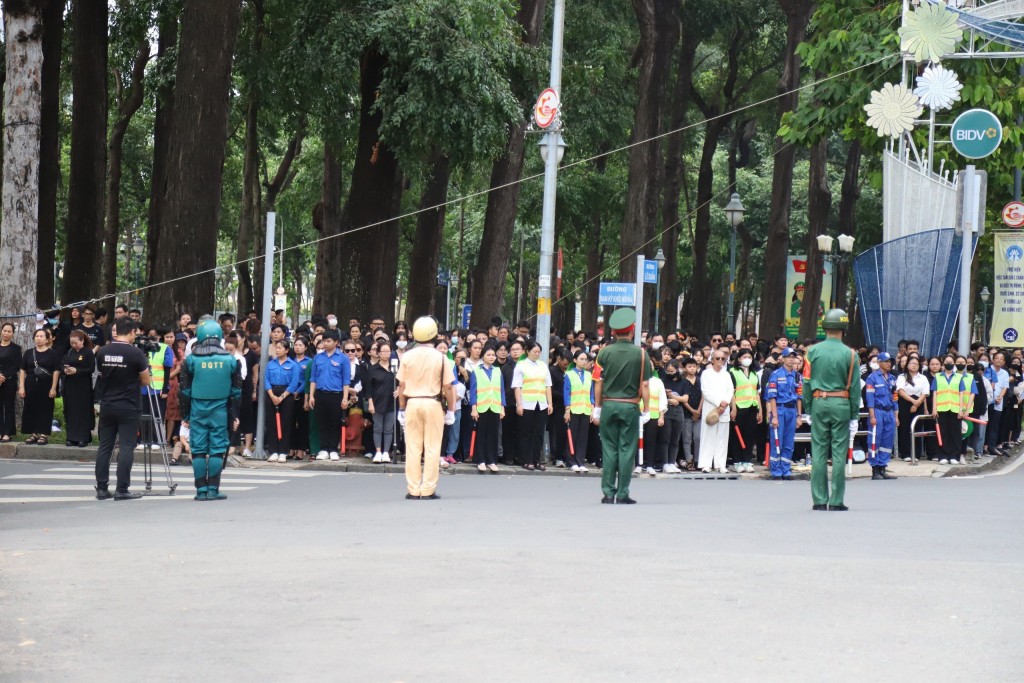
[134,337,161,354]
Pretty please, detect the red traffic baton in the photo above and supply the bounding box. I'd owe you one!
[566,424,576,457]
[340,424,347,454]
[733,425,746,450]
[934,419,943,448]
[963,415,988,425]
[468,427,477,462]
[275,408,282,440]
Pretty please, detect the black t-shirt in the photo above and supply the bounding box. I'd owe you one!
[680,376,702,412]
[74,322,107,347]
[95,341,149,411]
[244,349,259,394]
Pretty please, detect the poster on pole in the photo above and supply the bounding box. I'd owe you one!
[990,233,1024,347]
[784,255,833,339]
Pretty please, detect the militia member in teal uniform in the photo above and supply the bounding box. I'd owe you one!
[804,309,860,511]
[593,308,652,505]
[179,321,242,501]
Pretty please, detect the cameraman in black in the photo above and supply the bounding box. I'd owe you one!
[93,317,151,500]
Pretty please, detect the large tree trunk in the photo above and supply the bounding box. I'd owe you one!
[62,0,108,305]
[146,7,177,282]
[145,0,241,324]
[799,137,831,340]
[235,96,260,316]
[582,233,603,335]
[312,143,343,316]
[759,0,814,339]
[836,139,861,312]
[405,154,452,321]
[102,39,149,309]
[619,0,679,285]
[36,0,61,308]
[685,117,728,338]
[469,0,546,328]
[328,46,402,325]
[0,2,47,336]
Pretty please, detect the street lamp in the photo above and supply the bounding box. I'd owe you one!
[653,246,666,332]
[537,132,567,164]
[980,285,990,344]
[723,192,745,334]
[132,237,144,255]
[816,233,855,309]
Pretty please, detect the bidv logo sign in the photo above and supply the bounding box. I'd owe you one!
[951,109,1002,159]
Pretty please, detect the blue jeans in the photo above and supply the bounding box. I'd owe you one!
[445,409,462,456]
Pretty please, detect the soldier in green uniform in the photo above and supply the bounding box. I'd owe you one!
[593,308,653,505]
[804,309,860,511]
[179,321,243,501]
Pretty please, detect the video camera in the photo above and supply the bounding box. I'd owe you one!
[134,337,161,354]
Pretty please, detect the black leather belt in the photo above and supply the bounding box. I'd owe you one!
[779,401,796,408]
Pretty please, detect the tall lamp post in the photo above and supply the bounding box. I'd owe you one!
[132,237,145,307]
[980,285,990,344]
[723,193,745,335]
[534,0,566,364]
[653,247,666,332]
[816,233,855,309]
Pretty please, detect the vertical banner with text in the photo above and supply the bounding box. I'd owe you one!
[991,233,1024,347]
[784,255,833,339]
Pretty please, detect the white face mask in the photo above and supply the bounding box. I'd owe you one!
[869,361,879,371]
[451,336,459,344]
[979,360,989,369]
[740,357,752,368]
[396,340,408,349]
[327,318,337,327]
[651,342,663,350]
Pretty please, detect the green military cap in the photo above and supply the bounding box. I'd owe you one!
[821,308,849,330]
[609,307,636,332]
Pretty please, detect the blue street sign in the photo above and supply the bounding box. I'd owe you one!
[437,268,450,286]
[642,259,659,284]
[598,282,636,306]
[461,304,472,328]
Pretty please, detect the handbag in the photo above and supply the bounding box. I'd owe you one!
[32,350,51,380]
[704,405,721,426]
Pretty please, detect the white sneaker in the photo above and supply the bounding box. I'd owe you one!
[381,453,391,463]
[939,459,949,465]
[949,458,961,465]
[701,468,711,473]
[902,456,911,462]
[315,450,328,461]
[268,453,279,462]
[364,452,373,459]
[665,464,679,474]
[478,463,488,472]
[242,449,253,459]
[579,465,589,473]
[633,466,643,474]
[718,467,729,474]
[744,463,755,473]
[555,460,566,468]
[329,452,340,461]
[645,466,657,475]
[372,453,383,463]
[733,463,745,473]
[571,465,581,472]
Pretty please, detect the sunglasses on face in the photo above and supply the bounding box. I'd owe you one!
[344,348,356,353]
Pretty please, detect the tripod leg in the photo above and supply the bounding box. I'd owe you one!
[148,391,176,491]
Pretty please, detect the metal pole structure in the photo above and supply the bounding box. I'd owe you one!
[983,302,988,345]
[655,271,662,334]
[278,215,284,291]
[535,0,565,364]
[634,254,644,347]
[255,212,276,460]
[727,224,737,334]
[958,166,975,355]
[446,276,452,331]
[515,233,524,323]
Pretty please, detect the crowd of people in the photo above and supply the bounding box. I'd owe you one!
[0,304,1021,476]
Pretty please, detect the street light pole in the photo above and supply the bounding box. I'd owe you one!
[653,247,666,333]
[535,0,565,364]
[723,193,745,335]
[981,285,990,345]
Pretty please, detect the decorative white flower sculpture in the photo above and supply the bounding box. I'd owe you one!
[914,64,963,110]
[864,83,923,138]
[899,1,963,63]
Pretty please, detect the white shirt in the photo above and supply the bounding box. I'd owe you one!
[895,373,929,398]
[511,358,552,410]
[700,365,734,422]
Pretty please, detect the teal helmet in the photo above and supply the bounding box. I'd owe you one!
[196,320,222,343]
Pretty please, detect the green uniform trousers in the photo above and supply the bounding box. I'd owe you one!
[810,398,850,506]
[600,401,639,499]
[189,399,230,456]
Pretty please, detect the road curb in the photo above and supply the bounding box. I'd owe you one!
[943,445,1020,477]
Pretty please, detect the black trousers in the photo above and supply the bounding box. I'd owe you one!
[936,411,961,458]
[547,409,567,462]
[640,419,664,468]
[475,411,501,465]
[95,407,140,492]
[0,379,17,437]
[660,409,683,467]
[518,406,546,465]
[265,387,295,454]
[502,412,519,464]
[566,413,591,467]
[729,405,760,463]
[314,391,344,453]
[292,396,310,451]
[986,406,1003,452]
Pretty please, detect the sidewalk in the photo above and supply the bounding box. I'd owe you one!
[3,440,1016,480]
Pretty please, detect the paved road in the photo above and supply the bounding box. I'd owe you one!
[2,458,1022,682]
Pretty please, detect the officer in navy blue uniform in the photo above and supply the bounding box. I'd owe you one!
[865,351,898,480]
[765,348,803,480]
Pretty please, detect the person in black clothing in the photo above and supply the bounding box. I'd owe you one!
[500,340,522,464]
[19,328,61,444]
[61,330,95,446]
[74,304,107,347]
[0,323,21,442]
[678,356,703,470]
[660,359,686,474]
[367,341,398,462]
[240,335,260,456]
[93,317,151,500]
[548,350,570,466]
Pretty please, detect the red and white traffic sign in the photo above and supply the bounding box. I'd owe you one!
[1002,201,1024,228]
[533,88,560,129]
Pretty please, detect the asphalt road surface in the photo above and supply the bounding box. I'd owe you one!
[2,457,1022,682]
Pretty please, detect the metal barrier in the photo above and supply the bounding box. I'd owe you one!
[908,413,938,466]
[793,412,870,443]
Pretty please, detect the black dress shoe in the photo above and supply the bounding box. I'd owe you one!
[113,491,142,500]
[601,496,615,504]
[812,504,827,511]
[616,496,637,504]
[65,440,73,447]
[405,493,419,500]
[782,475,794,481]
[880,468,897,480]
[421,493,441,500]
[828,504,849,511]
[95,486,112,501]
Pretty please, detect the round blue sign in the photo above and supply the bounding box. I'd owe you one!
[1006,245,1024,262]
[1004,328,1019,343]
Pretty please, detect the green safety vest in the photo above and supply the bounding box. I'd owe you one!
[567,370,593,416]
[520,360,547,404]
[934,373,962,413]
[473,366,502,414]
[642,379,663,419]
[960,373,974,412]
[730,368,759,408]
[148,343,168,391]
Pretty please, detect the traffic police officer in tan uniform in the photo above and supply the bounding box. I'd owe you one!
[396,317,457,500]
